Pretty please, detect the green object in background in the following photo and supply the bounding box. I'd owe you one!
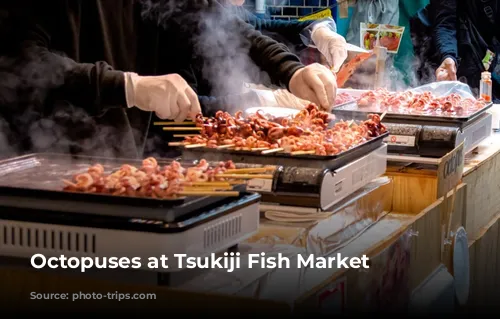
[394,0,430,85]
[336,7,354,38]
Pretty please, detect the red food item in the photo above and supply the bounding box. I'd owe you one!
[356,88,487,117]
[336,52,375,88]
[379,36,399,51]
[185,104,386,156]
[62,159,237,198]
[335,92,356,105]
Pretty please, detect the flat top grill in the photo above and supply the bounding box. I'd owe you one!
[333,101,493,126]
[0,153,248,223]
[183,132,388,170]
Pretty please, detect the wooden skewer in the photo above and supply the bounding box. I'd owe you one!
[217,144,235,150]
[183,186,234,191]
[62,179,76,187]
[227,180,247,185]
[173,134,200,138]
[168,142,186,147]
[184,143,206,149]
[163,127,202,131]
[380,111,387,120]
[224,167,275,174]
[262,148,284,155]
[291,150,316,156]
[190,182,231,187]
[154,121,195,126]
[215,174,274,179]
[251,147,269,152]
[347,120,354,127]
[178,191,240,197]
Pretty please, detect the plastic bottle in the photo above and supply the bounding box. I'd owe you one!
[479,71,492,102]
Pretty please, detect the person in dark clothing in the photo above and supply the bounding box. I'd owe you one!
[0,0,336,158]
[0,0,201,158]
[226,0,347,71]
[432,0,500,99]
[184,0,346,112]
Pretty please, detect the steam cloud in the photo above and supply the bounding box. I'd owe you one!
[141,0,268,114]
[0,0,271,159]
[0,46,139,159]
[0,0,442,161]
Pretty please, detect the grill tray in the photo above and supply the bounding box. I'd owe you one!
[182,132,388,170]
[333,101,493,125]
[0,153,246,222]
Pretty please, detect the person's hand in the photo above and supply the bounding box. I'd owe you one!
[273,89,310,110]
[125,73,201,121]
[312,26,348,73]
[436,57,457,81]
[288,63,337,111]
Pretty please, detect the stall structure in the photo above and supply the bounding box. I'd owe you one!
[0,104,499,314]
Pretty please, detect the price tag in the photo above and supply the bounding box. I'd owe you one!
[246,178,273,193]
[437,143,464,197]
[384,135,416,147]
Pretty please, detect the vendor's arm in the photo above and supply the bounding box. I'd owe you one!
[234,17,337,110]
[431,0,459,65]
[3,1,126,115]
[431,0,458,81]
[231,6,313,46]
[2,1,200,121]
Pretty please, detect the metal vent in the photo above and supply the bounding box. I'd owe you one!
[0,223,96,254]
[471,126,487,145]
[203,215,242,249]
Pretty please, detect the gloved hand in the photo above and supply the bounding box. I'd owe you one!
[273,89,310,109]
[124,72,202,121]
[245,84,309,109]
[312,25,348,73]
[250,89,279,107]
[436,57,457,81]
[288,63,337,111]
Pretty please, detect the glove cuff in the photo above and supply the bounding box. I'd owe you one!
[124,72,139,108]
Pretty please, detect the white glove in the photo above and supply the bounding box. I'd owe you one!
[249,89,279,107]
[289,63,337,111]
[312,26,348,73]
[273,89,310,109]
[124,72,202,121]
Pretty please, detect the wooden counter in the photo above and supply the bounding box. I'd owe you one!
[462,133,500,238]
[2,132,500,313]
[386,131,500,309]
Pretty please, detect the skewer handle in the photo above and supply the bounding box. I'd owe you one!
[163,127,202,131]
[178,191,240,197]
[261,148,284,155]
[154,121,195,126]
[215,174,274,179]
[184,143,207,149]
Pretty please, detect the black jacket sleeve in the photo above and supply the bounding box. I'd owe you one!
[431,0,459,65]
[231,15,304,89]
[2,1,126,115]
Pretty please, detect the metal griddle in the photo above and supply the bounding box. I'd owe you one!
[333,101,493,126]
[0,153,246,223]
[182,132,388,170]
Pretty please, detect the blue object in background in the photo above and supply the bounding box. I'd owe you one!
[336,6,354,37]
